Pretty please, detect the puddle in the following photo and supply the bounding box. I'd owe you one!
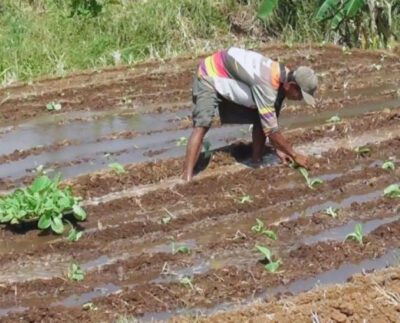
[147,239,197,254]
[0,306,28,318]
[301,215,399,245]
[55,283,121,308]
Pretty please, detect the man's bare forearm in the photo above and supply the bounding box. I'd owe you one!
[268,131,296,158]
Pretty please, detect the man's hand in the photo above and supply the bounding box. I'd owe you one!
[293,153,310,169]
[276,149,293,165]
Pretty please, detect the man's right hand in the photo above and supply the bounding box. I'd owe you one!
[293,153,310,169]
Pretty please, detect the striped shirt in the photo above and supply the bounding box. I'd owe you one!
[198,47,288,134]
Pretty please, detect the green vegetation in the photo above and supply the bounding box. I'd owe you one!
[1,1,398,83]
[67,226,83,242]
[382,160,395,171]
[68,263,85,281]
[326,115,341,123]
[238,195,253,204]
[354,146,371,157]
[179,276,194,290]
[251,218,277,240]
[0,174,86,234]
[384,184,400,198]
[46,102,62,111]
[297,167,324,190]
[176,137,189,147]
[345,223,364,245]
[255,245,281,272]
[172,243,191,255]
[108,162,126,174]
[324,206,339,218]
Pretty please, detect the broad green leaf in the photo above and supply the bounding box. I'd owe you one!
[38,214,51,229]
[68,263,85,281]
[257,0,279,20]
[108,162,126,174]
[298,167,309,179]
[51,216,64,234]
[309,178,324,189]
[173,245,191,255]
[255,245,272,261]
[384,184,400,198]
[31,176,51,192]
[346,0,365,17]
[262,230,277,241]
[67,228,83,242]
[316,0,341,21]
[265,261,281,273]
[251,218,265,233]
[382,161,395,171]
[73,204,87,221]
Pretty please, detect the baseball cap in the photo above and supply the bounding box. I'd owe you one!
[294,66,318,107]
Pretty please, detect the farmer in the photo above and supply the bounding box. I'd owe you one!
[183,47,318,181]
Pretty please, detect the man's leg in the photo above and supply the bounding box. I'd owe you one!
[183,127,209,181]
[252,120,266,163]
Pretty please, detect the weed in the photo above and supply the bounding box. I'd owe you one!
[255,245,281,273]
[345,223,364,245]
[384,184,400,198]
[326,115,341,123]
[324,207,339,218]
[46,102,62,111]
[108,162,126,174]
[354,146,371,157]
[297,167,324,190]
[382,160,395,171]
[0,174,86,234]
[179,276,194,290]
[68,263,85,281]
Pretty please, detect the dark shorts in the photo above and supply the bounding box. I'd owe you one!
[192,76,260,128]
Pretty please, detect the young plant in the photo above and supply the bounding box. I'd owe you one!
[324,207,339,218]
[326,115,341,123]
[255,245,281,273]
[108,162,126,174]
[176,137,188,147]
[251,219,277,240]
[345,223,364,245]
[179,276,194,290]
[354,146,370,157]
[0,174,87,234]
[382,161,395,171]
[202,140,212,158]
[172,243,191,255]
[46,102,62,111]
[68,263,85,281]
[384,184,400,198]
[67,226,83,242]
[297,167,324,190]
[238,195,253,204]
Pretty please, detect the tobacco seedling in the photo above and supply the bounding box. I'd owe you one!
[345,223,364,245]
[172,243,191,255]
[176,137,188,147]
[108,162,126,174]
[326,115,341,124]
[297,167,324,190]
[384,184,400,198]
[68,263,85,281]
[67,226,83,242]
[238,195,253,204]
[46,102,62,111]
[161,215,171,225]
[179,276,194,290]
[255,245,281,273]
[382,161,395,171]
[251,219,277,240]
[324,207,339,218]
[354,146,370,157]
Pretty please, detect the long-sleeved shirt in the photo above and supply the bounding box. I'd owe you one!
[198,47,288,134]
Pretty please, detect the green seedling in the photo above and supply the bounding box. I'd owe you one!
[255,245,281,273]
[172,243,191,255]
[202,140,212,158]
[238,195,253,204]
[179,276,194,290]
[251,219,277,240]
[354,146,371,157]
[108,162,126,174]
[67,227,83,242]
[324,207,339,218]
[326,115,341,123]
[68,263,85,281]
[345,223,364,245]
[162,216,171,225]
[0,174,87,234]
[46,102,62,111]
[297,167,324,190]
[82,302,97,311]
[384,184,400,198]
[382,161,395,171]
[176,137,188,147]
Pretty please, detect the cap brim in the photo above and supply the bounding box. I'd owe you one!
[301,90,316,107]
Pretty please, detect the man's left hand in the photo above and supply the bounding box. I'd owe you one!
[276,149,293,165]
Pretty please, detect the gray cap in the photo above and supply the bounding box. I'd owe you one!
[294,66,318,107]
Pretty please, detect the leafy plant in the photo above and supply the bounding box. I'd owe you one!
[251,219,277,240]
[297,167,324,190]
[382,160,395,171]
[176,137,188,147]
[354,146,370,157]
[108,162,126,174]
[68,263,85,281]
[258,0,279,20]
[172,243,191,255]
[384,184,400,198]
[202,140,212,158]
[255,245,281,273]
[324,207,339,218]
[82,302,97,311]
[0,175,87,234]
[46,102,62,111]
[238,195,253,204]
[345,223,364,245]
[179,276,194,290]
[326,115,341,123]
[67,226,83,242]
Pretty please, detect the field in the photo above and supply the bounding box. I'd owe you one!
[0,44,399,322]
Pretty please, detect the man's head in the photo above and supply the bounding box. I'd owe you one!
[283,66,318,106]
